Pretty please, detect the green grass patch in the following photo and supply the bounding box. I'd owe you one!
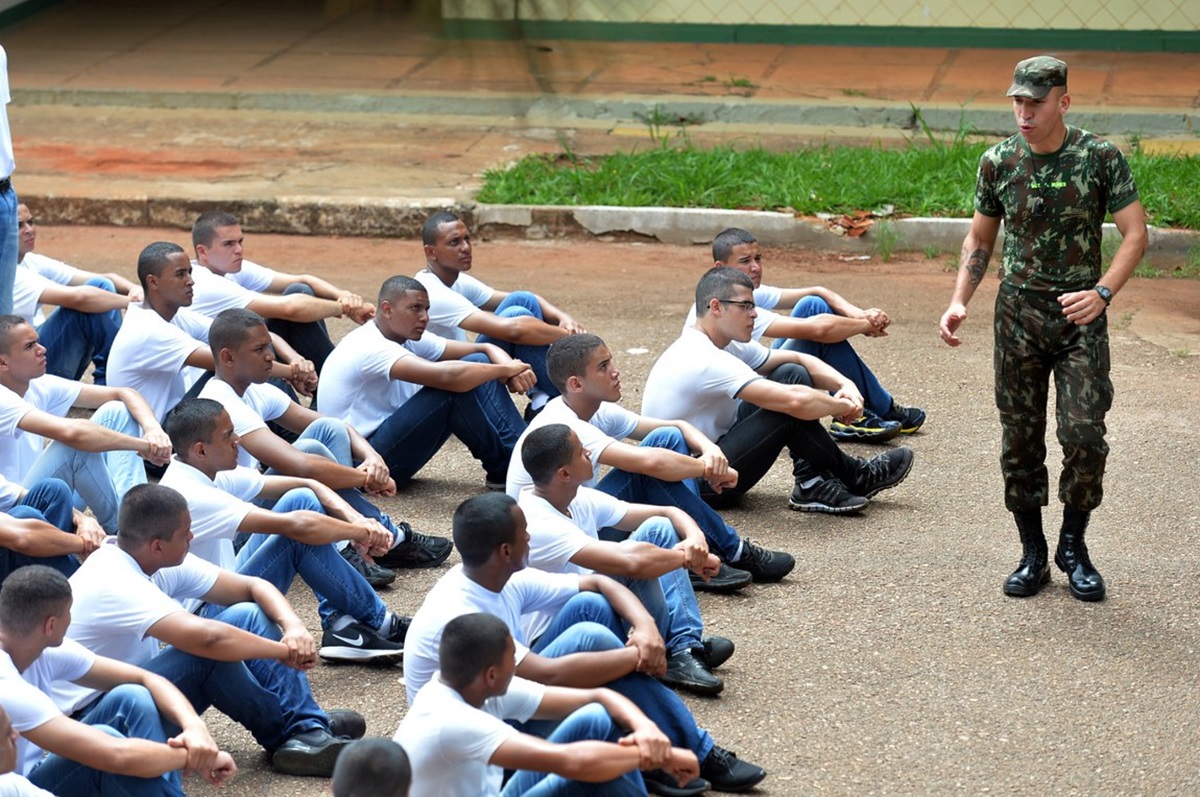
[478,114,1200,231]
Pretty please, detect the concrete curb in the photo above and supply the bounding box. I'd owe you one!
[15,88,1199,139]
[24,193,1197,267]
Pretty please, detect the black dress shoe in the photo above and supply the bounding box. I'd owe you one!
[272,729,351,777]
[326,708,366,740]
[661,648,723,696]
[689,562,751,594]
[701,636,735,669]
[643,769,711,796]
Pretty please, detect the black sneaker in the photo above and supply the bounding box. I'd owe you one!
[829,413,902,443]
[689,562,752,594]
[378,613,411,645]
[661,648,723,696]
[340,545,396,589]
[700,745,767,793]
[847,446,914,499]
[643,769,710,797]
[271,728,351,777]
[734,539,795,582]
[319,621,404,665]
[374,523,453,570]
[788,477,869,514]
[701,636,735,669]
[884,401,926,434]
[326,708,366,740]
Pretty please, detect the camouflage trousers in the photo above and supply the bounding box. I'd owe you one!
[993,284,1113,512]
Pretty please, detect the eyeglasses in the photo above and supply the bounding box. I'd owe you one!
[1032,195,1046,217]
[718,299,756,311]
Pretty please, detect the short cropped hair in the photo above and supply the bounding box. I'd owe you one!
[192,211,241,250]
[331,738,412,797]
[695,266,754,317]
[521,424,576,486]
[209,307,267,359]
[421,211,462,246]
[136,241,187,291]
[0,566,72,635]
[0,314,29,354]
[164,398,224,458]
[452,493,518,568]
[546,333,605,394]
[378,275,427,307]
[711,227,757,262]
[439,612,511,691]
[118,484,190,551]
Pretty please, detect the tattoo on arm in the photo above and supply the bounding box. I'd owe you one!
[964,248,991,286]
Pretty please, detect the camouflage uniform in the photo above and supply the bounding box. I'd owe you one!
[975,126,1139,512]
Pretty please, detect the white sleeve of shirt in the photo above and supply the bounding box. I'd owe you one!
[754,284,783,310]
[229,260,281,292]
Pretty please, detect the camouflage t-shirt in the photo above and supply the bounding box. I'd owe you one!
[975,126,1139,292]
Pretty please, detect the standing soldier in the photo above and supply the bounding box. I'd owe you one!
[939,55,1147,602]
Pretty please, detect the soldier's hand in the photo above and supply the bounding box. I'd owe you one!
[939,304,968,346]
[1059,289,1107,326]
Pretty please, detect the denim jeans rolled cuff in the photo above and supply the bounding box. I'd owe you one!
[596,427,743,561]
[234,488,386,630]
[774,295,893,415]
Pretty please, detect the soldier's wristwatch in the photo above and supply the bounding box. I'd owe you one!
[1094,285,1113,305]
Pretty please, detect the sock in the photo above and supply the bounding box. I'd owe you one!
[330,614,356,632]
[376,610,397,634]
[529,392,549,411]
[728,540,746,563]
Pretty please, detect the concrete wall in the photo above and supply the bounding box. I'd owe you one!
[442,0,1197,32]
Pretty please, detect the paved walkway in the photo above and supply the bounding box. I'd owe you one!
[2,1,1198,233]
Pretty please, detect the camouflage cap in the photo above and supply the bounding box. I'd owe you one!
[1006,56,1068,99]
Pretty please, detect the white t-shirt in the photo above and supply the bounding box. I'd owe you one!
[505,397,639,498]
[642,328,766,442]
[413,269,493,342]
[0,46,13,178]
[0,472,23,512]
[57,541,220,710]
[198,378,292,470]
[517,489,628,576]
[107,304,211,421]
[158,459,263,571]
[0,640,95,776]
[403,565,580,703]
[754,284,784,310]
[187,263,255,318]
[227,260,280,293]
[396,676,543,797]
[0,376,83,483]
[0,772,54,796]
[319,321,447,437]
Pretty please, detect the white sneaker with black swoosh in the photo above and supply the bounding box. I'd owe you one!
[319,620,403,664]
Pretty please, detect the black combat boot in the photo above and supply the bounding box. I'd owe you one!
[1003,509,1050,597]
[1054,507,1106,602]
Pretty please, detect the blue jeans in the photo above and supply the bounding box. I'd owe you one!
[265,283,335,374]
[29,684,185,796]
[0,477,78,584]
[0,184,16,316]
[596,426,742,561]
[528,592,714,763]
[774,295,892,416]
[501,703,645,796]
[476,291,559,400]
[274,417,401,539]
[149,602,326,751]
[38,276,122,385]
[367,353,525,486]
[232,487,386,630]
[612,519,703,657]
[22,402,147,533]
